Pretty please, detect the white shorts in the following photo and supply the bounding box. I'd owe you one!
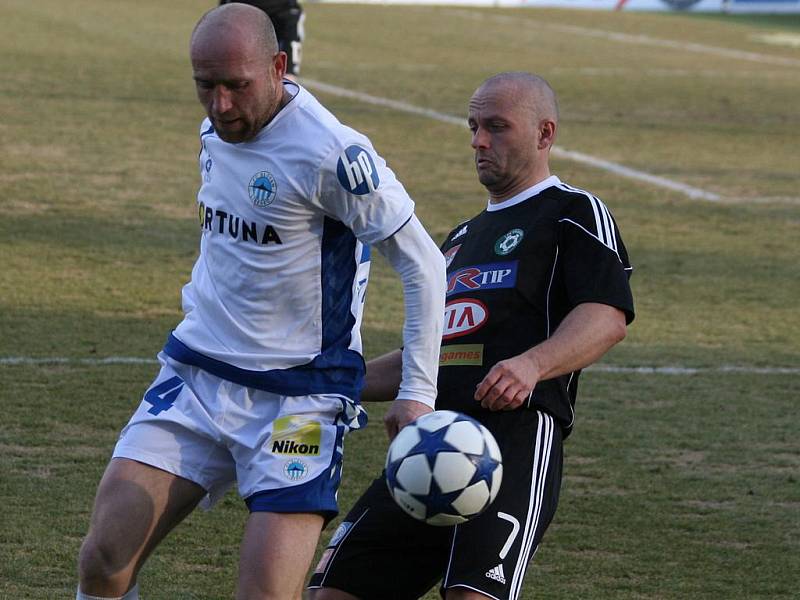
[113,353,367,518]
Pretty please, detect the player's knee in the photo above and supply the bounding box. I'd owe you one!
[77,532,137,586]
[308,588,360,600]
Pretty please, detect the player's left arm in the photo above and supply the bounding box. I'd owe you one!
[475,302,626,411]
[375,216,445,439]
[314,141,445,438]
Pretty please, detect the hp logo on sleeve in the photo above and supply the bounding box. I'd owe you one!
[337,145,380,195]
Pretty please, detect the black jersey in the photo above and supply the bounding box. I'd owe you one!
[436,176,634,436]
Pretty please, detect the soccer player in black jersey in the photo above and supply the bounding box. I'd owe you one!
[308,72,635,600]
[219,0,304,78]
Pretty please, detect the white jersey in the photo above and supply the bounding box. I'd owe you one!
[166,81,415,399]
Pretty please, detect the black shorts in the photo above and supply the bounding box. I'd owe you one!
[308,410,563,600]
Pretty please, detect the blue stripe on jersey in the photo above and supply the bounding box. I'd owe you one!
[319,217,358,351]
[162,217,366,398]
[200,124,215,138]
[360,244,371,264]
[163,334,364,397]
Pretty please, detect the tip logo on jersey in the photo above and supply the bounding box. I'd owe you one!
[446,261,518,296]
[249,171,278,207]
[337,145,379,195]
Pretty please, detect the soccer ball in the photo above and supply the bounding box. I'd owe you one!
[385,410,503,526]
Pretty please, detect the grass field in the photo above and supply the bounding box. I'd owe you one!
[1,1,799,598]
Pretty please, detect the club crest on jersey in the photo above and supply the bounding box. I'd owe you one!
[284,459,309,481]
[447,261,518,296]
[249,171,278,207]
[337,145,379,195]
[443,298,489,340]
[443,244,461,268]
[494,228,524,255]
[203,157,213,182]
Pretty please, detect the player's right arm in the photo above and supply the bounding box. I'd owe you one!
[361,349,402,403]
[361,348,435,440]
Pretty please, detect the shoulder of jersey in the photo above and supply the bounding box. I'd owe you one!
[294,89,380,170]
[199,118,215,139]
[551,180,621,253]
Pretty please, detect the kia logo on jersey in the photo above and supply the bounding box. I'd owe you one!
[446,261,518,296]
[442,299,489,340]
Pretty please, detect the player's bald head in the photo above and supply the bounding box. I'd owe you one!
[474,72,559,127]
[191,3,279,64]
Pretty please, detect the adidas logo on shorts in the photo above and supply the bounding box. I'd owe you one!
[485,563,506,584]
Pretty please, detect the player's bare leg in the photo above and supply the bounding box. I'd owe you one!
[77,458,206,596]
[237,511,324,600]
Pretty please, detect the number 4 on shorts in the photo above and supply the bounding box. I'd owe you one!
[144,376,184,415]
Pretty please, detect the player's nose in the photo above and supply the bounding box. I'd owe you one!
[211,86,233,115]
[471,127,490,149]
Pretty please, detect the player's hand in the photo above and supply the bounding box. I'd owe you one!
[475,354,539,411]
[384,399,433,441]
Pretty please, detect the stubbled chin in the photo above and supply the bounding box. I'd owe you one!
[216,128,250,144]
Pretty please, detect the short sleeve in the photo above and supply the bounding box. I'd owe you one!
[314,141,415,244]
[558,195,635,324]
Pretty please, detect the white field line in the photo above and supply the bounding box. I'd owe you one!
[1,356,797,375]
[587,365,800,375]
[302,78,721,201]
[448,9,800,68]
[0,357,157,366]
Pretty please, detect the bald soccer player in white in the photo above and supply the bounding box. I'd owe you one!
[75,5,445,599]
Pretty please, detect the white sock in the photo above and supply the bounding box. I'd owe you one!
[76,583,139,600]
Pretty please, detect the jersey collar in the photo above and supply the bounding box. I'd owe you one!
[485,175,561,212]
[252,80,302,141]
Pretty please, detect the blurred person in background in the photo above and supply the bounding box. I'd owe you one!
[220,0,304,79]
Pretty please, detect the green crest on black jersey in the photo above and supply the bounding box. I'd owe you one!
[494,229,524,255]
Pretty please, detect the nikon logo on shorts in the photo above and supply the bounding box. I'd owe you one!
[439,344,484,366]
[269,416,322,456]
[272,439,320,455]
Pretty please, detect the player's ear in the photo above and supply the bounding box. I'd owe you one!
[272,51,288,80]
[538,119,557,150]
